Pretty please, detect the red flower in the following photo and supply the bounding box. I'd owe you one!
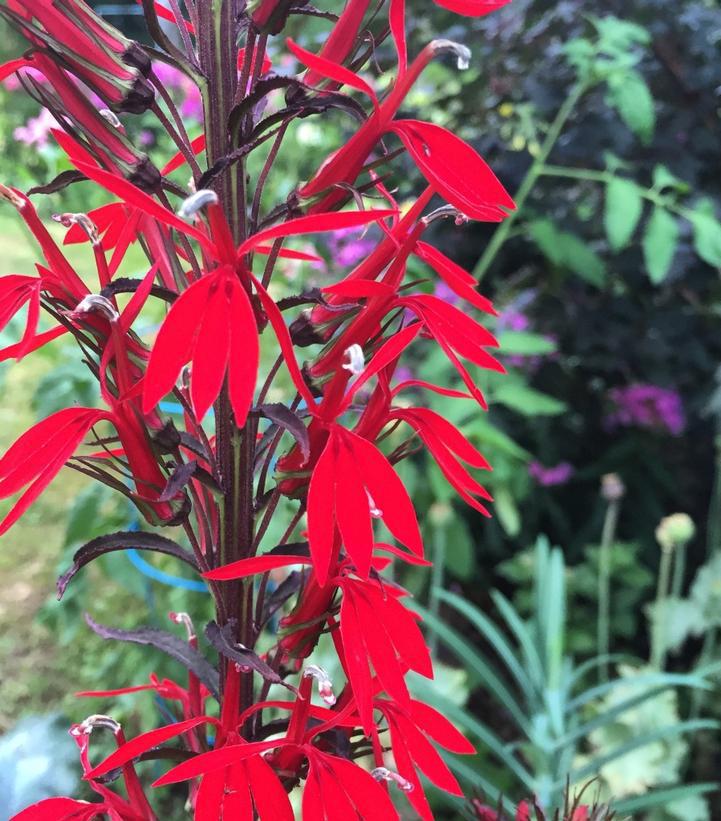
[307,425,423,584]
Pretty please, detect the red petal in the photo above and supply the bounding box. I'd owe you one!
[0,326,67,362]
[152,740,280,785]
[222,764,254,819]
[306,436,338,586]
[322,754,400,821]
[195,770,226,821]
[433,0,510,15]
[399,408,490,468]
[73,161,213,250]
[366,586,433,677]
[415,241,497,314]
[238,210,396,257]
[86,716,221,779]
[301,765,324,820]
[341,323,421,409]
[308,757,358,818]
[9,797,100,821]
[392,711,464,794]
[190,279,231,422]
[161,134,206,175]
[339,592,375,734]
[250,275,317,412]
[287,38,377,104]
[228,278,260,427]
[204,554,312,581]
[342,429,423,556]
[334,440,374,578]
[246,755,294,821]
[142,274,214,414]
[410,699,475,754]
[351,585,410,706]
[390,120,515,221]
[0,58,31,81]
[390,0,407,74]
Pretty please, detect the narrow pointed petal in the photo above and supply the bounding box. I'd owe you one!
[287,38,378,103]
[410,699,475,753]
[190,282,231,422]
[142,274,214,414]
[228,279,260,427]
[390,120,515,221]
[86,716,222,779]
[306,437,338,586]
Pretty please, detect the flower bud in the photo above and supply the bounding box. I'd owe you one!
[600,472,625,503]
[655,513,696,552]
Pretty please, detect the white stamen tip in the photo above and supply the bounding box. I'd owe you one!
[342,344,365,377]
[371,767,414,792]
[177,189,218,219]
[366,489,382,518]
[431,39,471,70]
[303,664,337,706]
[74,714,121,735]
[99,108,122,128]
[71,294,119,322]
[52,212,100,245]
[169,611,196,641]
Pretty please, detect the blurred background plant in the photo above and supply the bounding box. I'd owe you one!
[2,0,721,818]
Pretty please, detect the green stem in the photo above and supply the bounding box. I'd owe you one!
[428,524,447,657]
[540,164,698,223]
[598,498,620,682]
[650,547,674,670]
[472,83,586,281]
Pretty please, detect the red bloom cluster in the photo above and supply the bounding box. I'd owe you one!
[1,0,515,818]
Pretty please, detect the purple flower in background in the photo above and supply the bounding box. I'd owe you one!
[605,384,685,436]
[327,226,376,267]
[498,309,530,333]
[152,62,203,121]
[529,461,574,486]
[433,280,461,306]
[14,108,57,147]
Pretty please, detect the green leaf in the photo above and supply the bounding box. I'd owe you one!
[443,517,476,580]
[605,177,643,250]
[411,601,530,729]
[613,783,716,816]
[642,207,678,284]
[496,331,557,356]
[494,383,567,416]
[652,164,689,194]
[607,68,656,144]
[690,198,721,267]
[529,220,607,286]
[493,485,522,537]
[569,719,718,784]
